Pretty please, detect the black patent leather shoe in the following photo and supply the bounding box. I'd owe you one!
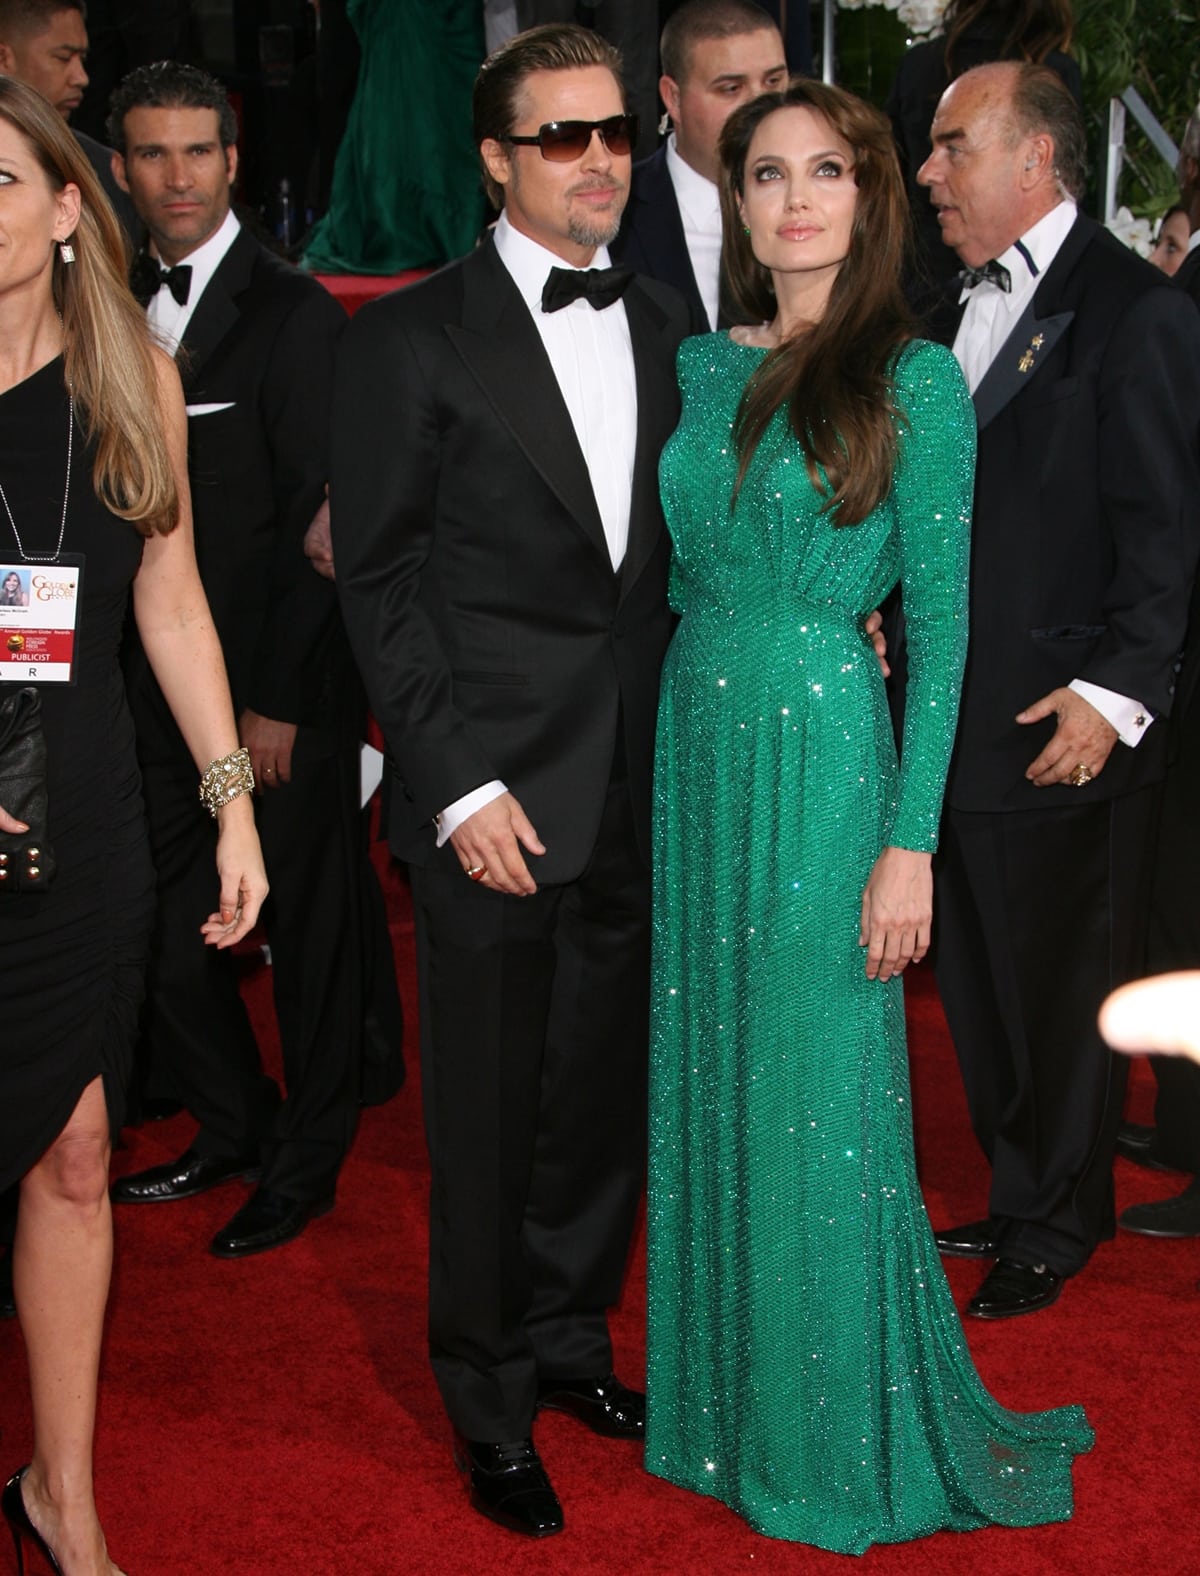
[3,1467,63,1574]
[1114,1121,1181,1173]
[967,1259,1064,1320]
[933,1218,1000,1258]
[537,1372,645,1439]
[452,1434,563,1538]
[1119,1178,1200,1237]
[110,1147,261,1204]
[209,1187,333,1258]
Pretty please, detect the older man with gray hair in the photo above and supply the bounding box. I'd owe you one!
[918,61,1200,1318]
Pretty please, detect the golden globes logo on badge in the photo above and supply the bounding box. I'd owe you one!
[32,574,77,601]
[6,633,23,653]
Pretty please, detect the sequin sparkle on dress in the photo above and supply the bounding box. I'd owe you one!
[645,334,1092,1552]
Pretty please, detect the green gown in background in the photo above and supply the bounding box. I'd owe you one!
[645,334,1093,1553]
[303,0,484,274]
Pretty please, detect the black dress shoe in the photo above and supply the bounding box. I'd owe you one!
[967,1259,1064,1320]
[1119,1178,1200,1237]
[110,1147,261,1204]
[537,1372,645,1439]
[933,1218,1000,1258]
[1114,1122,1180,1172]
[452,1434,563,1538]
[209,1187,333,1258]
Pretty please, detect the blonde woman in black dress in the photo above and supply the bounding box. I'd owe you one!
[0,79,266,1575]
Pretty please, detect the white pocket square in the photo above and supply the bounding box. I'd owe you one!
[185,401,236,416]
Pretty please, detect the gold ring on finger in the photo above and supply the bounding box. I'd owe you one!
[1067,763,1093,788]
[466,864,487,882]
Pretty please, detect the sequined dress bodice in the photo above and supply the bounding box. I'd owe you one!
[644,334,1092,1551]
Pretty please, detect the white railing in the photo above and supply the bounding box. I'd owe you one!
[1103,88,1179,225]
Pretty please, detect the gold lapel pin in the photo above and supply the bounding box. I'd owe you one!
[1017,333,1045,374]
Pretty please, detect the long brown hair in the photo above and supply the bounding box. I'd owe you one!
[719,78,914,527]
[943,0,1074,77]
[0,76,177,536]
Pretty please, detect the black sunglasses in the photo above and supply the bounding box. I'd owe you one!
[500,114,639,163]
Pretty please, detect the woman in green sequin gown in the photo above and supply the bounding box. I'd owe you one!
[645,81,1092,1553]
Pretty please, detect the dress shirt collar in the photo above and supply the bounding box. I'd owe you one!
[492,209,615,311]
[146,207,241,354]
[958,198,1077,308]
[149,205,241,304]
[665,132,720,223]
[1187,225,1200,256]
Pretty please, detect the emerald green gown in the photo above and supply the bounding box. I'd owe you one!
[645,334,1093,1552]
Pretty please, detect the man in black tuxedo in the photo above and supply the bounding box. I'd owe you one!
[612,0,785,333]
[0,0,136,232]
[331,23,688,1538]
[1114,107,1200,1234]
[107,62,403,1258]
[917,63,1200,1317]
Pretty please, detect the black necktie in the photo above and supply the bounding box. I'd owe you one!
[541,264,634,314]
[958,258,1011,294]
[130,254,193,307]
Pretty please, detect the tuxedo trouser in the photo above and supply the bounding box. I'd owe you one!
[1146,717,1200,1172]
[139,736,402,1200]
[934,790,1155,1276]
[410,768,649,1442]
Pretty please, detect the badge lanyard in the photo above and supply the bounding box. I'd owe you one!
[0,392,84,685]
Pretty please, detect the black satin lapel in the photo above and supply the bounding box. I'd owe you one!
[177,231,256,389]
[450,247,608,563]
[619,282,678,602]
[973,308,1074,430]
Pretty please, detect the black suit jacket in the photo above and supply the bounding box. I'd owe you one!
[1166,248,1200,737]
[75,128,138,242]
[1175,244,1200,306]
[330,235,689,883]
[943,215,1200,813]
[612,145,714,336]
[126,226,351,757]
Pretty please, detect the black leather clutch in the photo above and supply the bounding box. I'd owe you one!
[0,686,55,892]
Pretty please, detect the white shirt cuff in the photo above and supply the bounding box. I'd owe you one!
[1069,679,1153,748]
[435,780,507,846]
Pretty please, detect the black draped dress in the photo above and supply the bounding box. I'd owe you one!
[0,356,154,1189]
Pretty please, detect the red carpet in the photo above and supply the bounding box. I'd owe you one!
[2,855,1195,1575]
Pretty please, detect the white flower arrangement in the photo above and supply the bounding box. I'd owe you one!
[1106,205,1154,259]
[837,0,950,38]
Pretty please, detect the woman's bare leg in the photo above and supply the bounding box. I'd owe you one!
[14,1075,126,1575]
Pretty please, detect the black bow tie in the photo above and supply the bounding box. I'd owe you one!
[130,253,193,307]
[541,264,634,314]
[959,258,1011,294]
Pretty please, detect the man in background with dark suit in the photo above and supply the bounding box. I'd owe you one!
[918,62,1200,1318]
[1114,103,1200,1234]
[107,61,402,1259]
[0,0,135,231]
[612,0,785,334]
[332,23,688,1539]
